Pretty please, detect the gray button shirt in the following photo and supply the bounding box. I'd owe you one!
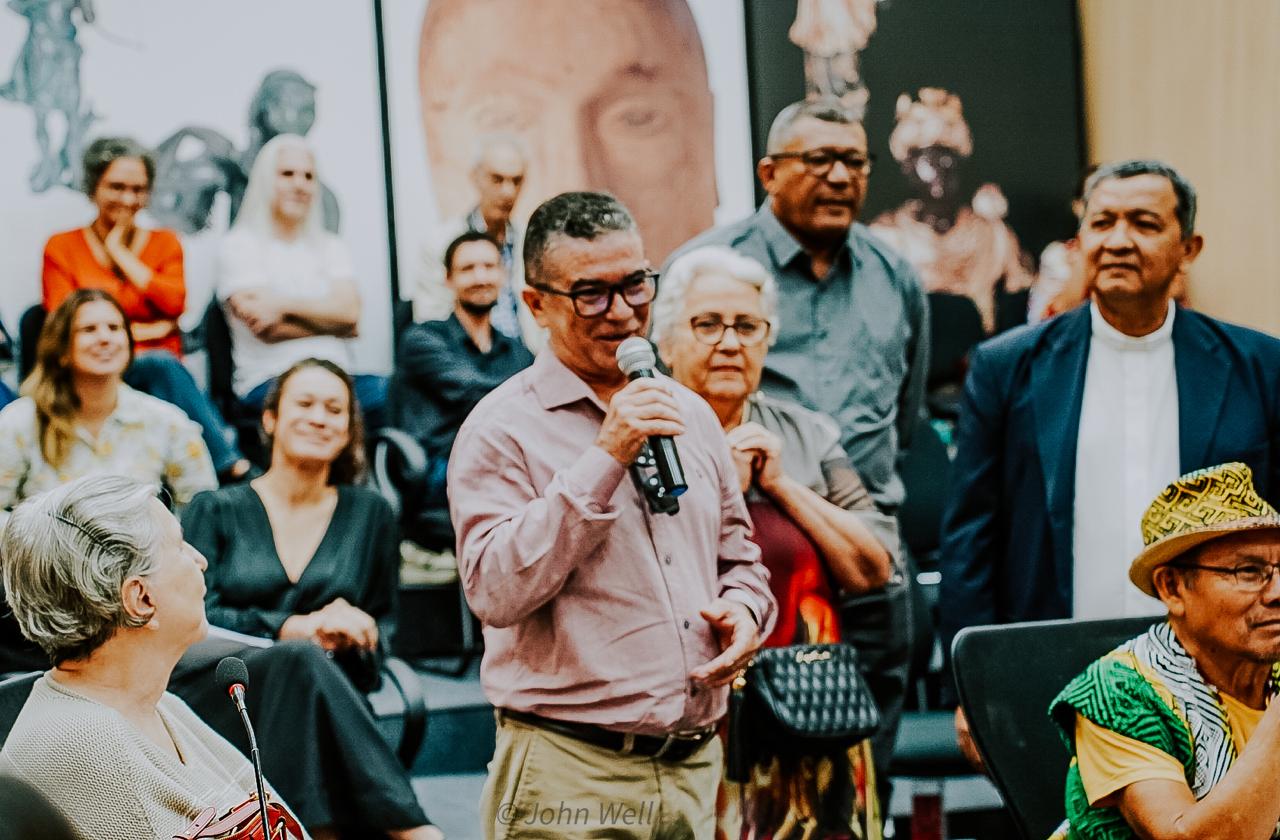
[667,204,930,511]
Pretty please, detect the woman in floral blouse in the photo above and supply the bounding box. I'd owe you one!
[0,289,216,520]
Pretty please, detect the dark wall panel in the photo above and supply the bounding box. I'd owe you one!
[743,0,1085,256]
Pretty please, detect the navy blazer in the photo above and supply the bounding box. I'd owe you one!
[938,304,1280,650]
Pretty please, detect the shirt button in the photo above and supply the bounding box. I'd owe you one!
[663,554,672,565]
[683,620,690,629]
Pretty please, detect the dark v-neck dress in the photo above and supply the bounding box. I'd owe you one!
[184,484,398,639]
[171,483,428,832]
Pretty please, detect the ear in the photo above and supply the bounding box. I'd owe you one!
[1179,233,1204,270]
[756,157,777,194]
[1151,566,1185,617]
[522,286,550,329]
[261,409,277,437]
[120,577,157,626]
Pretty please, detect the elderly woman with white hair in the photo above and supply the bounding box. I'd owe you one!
[655,245,897,839]
[0,474,303,840]
[216,133,387,427]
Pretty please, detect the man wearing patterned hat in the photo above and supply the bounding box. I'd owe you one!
[940,158,1280,768]
[1049,462,1280,840]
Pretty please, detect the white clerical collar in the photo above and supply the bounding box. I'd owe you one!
[1089,300,1176,351]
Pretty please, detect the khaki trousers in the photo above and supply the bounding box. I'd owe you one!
[480,714,723,840]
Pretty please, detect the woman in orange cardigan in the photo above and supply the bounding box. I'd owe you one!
[40,137,251,482]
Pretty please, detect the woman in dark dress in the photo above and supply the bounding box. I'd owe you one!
[176,358,442,840]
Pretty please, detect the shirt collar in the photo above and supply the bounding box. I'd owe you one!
[467,206,515,247]
[446,312,515,355]
[75,386,147,443]
[1089,300,1177,351]
[756,202,861,276]
[528,349,608,413]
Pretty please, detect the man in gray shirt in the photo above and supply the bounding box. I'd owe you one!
[664,97,930,804]
[667,99,929,513]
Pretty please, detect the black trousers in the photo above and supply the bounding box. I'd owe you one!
[170,640,429,835]
[840,579,912,812]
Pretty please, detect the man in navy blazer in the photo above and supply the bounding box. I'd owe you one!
[938,159,1280,766]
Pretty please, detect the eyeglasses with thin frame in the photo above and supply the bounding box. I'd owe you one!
[1169,561,1280,592]
[528,270,658,318]
[769,147,875,177]
[689,314,771,347]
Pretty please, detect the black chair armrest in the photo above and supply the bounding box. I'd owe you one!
[380,655,428,769]
[371,429,429,519]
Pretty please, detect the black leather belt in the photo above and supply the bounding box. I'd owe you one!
[499,709,715,763]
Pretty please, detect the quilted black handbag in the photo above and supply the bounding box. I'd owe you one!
[726,642,881,782]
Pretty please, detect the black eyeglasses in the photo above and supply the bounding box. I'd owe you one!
[770,147,875,177]
[1169,562,1280,592]
[689,315,770,347]
[529,270,658,318]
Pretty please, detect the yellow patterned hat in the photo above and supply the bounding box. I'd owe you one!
[1130,462,1280,596]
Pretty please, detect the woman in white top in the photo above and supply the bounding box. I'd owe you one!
[216,134,387,427]
[0,474,303,840]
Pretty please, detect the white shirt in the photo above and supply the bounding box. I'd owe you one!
[216,229,356,397]
[1072,301,1179,619]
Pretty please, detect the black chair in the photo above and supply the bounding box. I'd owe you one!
[18,304,45,385]
[925,293,985,422]
[952,615,1162,839]
[0,671,39,745]
[200,301,268,467]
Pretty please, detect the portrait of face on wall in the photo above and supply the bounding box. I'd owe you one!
[384,0,756,281]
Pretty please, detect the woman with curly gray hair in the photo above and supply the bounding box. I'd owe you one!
[0,474,299,840]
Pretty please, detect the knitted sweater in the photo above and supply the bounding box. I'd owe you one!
[0,675,289,840]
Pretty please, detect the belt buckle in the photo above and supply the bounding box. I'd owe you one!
[652,729,707,760]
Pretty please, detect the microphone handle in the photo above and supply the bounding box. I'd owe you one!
[625,368,688,497]
[230,686,274,839]
[649,435,687,496]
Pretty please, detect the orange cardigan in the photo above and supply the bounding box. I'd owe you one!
[42,228,187,356]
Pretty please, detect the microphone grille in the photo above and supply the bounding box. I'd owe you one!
[216,656,250,693]
[616,337,656,376]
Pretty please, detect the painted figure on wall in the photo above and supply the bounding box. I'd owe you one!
[789,0,880,118]
[0,0,96,192]
[870,88,1035,333]
[148,69,340,235]
[417,0,717,264]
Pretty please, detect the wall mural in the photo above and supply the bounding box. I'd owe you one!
[2,0,97,193]
[0,1,391,372]
[382,0,757,299]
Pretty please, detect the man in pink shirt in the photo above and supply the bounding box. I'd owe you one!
[450,192,776,839]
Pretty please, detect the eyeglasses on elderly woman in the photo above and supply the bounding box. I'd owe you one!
[688,314,771,347]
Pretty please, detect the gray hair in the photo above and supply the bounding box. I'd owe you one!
[1082,159,1198,239]
[652,246,779,347]
[82,136,156,196]
[523,191,637,284]
[1,475,165,665]
[470,133,529,171]
[233,133,325,241]
[766,98,860,155]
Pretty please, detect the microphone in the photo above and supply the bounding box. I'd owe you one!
[616,337,687,500]
[216,656,273,838]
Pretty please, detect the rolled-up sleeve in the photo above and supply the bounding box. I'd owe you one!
[450,420,630,628]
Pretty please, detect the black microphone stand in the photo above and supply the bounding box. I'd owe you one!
[229,685,274,838]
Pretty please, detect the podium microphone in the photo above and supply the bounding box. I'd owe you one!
[616,337,687,500]
[216,656,272,838]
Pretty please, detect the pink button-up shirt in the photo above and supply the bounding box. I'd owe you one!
[449,350,777,735]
